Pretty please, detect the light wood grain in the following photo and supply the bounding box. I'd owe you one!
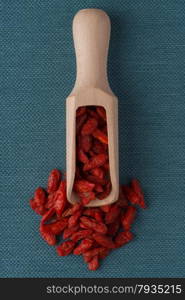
[66,9,119,206]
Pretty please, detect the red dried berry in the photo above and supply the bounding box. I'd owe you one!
[56,240,76,256]
[54,181,67,217]
[63,225,79,239]
[80,216,107,234]
[92,233,115,249]
[47,169,61,193]
[105,204,121,224]
[81,118,98,136]
[79,135,92,153]
[71,230,93,242]
[74,180,95,193]
[77,148,89,164]
[83,154,108,171]
[121,206,136,231]
[76,107,86,117]
[92,129,108,144]
[68,210,82,228]
[42,218,68,235]
[73,238,93,255]
[40,225,56,246]
[131,179,146,209]
[88,255,99,271]
[34,187,46,206]
[115,231,133,248]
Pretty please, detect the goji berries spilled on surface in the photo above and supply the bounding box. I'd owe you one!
[30,170,146,271]
[29,106,147,271]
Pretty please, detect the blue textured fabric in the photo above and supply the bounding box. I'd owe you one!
[1,0,185,278]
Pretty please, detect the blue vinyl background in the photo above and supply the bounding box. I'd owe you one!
[1,0,185,278]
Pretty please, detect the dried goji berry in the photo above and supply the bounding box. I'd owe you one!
[81,118,98,136]
[73,238,93,255]
[94,184,104,193]
[96,106,107,121]
[77,148,89,164]
[78,135,92,153]
[90,167,104,179]
[74,180,95,193]
[92,139,106,154]
[56,240,76,256]
[41,207,56,224]
[71,230,93,242]
[131,179,146,209]
[40,224,56,246]
[54,181,67,217]
[68,210,82,228]
[105,204,121,224]
[92,233,115,249]
[100,205,111,213]
[34,187,46,206]
[114,231,133,248]
[83,154,108,171]
[121,206,136,231]
[47,169,61,193]
[76,107,86,117]
[78,191,96,205]
[63,225,79,239]
[42,218,68,235]
[83,247,106,261]
[80,216,107,234]
[92,129,108,144]
[107,220,120,236]
[88,255,99,271]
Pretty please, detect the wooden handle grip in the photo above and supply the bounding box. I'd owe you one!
[72,9,111,92]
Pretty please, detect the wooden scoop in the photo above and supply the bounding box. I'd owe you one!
[66,8,119,207]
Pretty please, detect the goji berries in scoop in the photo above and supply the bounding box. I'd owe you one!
[30,168,146,271]
[74,106,111,203]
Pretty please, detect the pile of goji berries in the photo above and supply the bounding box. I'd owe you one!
[74,106,111,204]
[30,105,146,270]
[30,169,146,270]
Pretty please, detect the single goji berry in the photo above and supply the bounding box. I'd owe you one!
[71,229,93,242]
[83,154,108,171]
[54,181,67,217]
[131,179,146,209]
[92,233,115,249]
[92,139,106,154]
[40,224,56,246]
[114,231,133,248]
[73,238,93,255]
[80,216,107,234]
[68,210,82,228]
[63,225,79,239]
[34,187,46,206]
[107,220,120,236]
[74,180,95,193]
[90,167,104,179]
[76,107,86,117]
[121,206,136,231]
[47,169,61,193]
[77,148,89,164]
[105,204,121,224]
[92,129,108,144]
[81,118,98,136]
[56,240,76,256]
[42,218,68,235]
[96,106,107,121]
[78,135,92,153]
[88,255,99,271]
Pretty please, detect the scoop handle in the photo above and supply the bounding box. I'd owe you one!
[72,9,112,93]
